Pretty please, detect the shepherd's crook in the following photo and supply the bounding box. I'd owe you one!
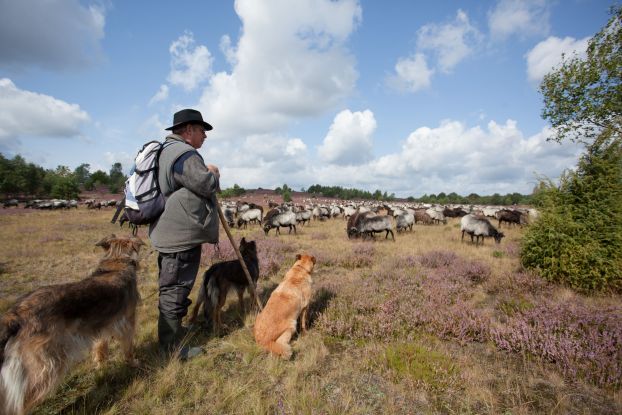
[216,201,263,311]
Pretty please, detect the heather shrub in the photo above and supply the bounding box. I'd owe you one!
[451,259,491,284]
[492,301,622,388]
[340,243,375,269]
[418,250,457,268]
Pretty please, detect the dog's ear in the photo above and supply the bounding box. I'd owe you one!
[296,253,301,261]
[130,236,145,252]
[310,255,316,264]
[95,234,116,250]
[240,237,246,245]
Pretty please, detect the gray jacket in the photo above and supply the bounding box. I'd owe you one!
[148,134,220,253]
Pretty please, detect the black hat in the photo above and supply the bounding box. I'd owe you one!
[165,108,213,131]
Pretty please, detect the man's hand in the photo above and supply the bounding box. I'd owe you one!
[207,164,221,192]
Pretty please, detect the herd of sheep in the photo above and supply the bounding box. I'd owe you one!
[221,199,538,246]
[2,196,536,246]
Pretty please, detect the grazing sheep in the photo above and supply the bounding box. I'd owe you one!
[295,209,312,226]
[350,215,395,241]
[443,206,467,217]
[263,208,297,235]
[395,213,414,232]
[460,214,504,246]
[425,208,446,224]
[414,209,433,225]
[222,206,236,228]
[237,208,263,229]
[496,209,527,228]
[346,210,376,239]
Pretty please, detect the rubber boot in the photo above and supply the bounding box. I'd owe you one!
[158,313,183,356]
[158,313,203,360]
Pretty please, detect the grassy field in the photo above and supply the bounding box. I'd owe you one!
[0,208,620,414]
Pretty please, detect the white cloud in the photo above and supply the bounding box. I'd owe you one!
[0,78,90,149]
[525,36,589,83]
[417,10,482,73]
[488,0,550,41]
[366,119,582,195]
[387,53,434,93]
[196,0,361,139]
[149,84,169,106]
[199,114,581,196]
[0,0,105,70]
[318,109,376,165]
[168,32,213,91]
[104,151,133,173]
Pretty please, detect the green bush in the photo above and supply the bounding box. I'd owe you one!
[521,136,622,292]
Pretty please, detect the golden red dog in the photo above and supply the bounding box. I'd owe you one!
[0,234,144,415]
[254,253,315,359]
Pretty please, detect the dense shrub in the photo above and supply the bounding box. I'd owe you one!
[521,136,622,292]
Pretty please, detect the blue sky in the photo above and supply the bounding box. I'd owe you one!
[0,0,612,197]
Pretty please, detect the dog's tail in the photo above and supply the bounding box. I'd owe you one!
[188,271,209,324]
[206,269,220,316]
[0,314,21,367]
[188,266,219,325]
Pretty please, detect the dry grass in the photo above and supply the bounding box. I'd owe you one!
[0,209,620,414]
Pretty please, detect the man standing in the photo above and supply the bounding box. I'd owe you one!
[149,108,220,359]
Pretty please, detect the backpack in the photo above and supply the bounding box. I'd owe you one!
[111,140,171,228]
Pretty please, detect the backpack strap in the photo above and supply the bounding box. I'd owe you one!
[111,195,126,224]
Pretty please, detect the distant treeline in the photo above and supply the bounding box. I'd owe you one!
[0,154,126,199]
[306,184,532,205]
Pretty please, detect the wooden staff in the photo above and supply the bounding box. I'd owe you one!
[215,201,263,311]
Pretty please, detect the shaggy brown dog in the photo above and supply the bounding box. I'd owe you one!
[254,253,315,359]
[188,238,259,335]
[0,234,144,415]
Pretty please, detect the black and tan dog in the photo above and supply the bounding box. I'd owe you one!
[188,238,259,334]
[0,234,144,415]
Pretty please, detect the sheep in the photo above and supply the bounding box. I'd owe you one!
[237,208,263,229]
[295,209,312,226]
[425,207,446,224]
[342,205,357,219]
[460,214,504,246]
[263,208,297,235]
[395,213,414,232]
[443,206,467,217]
[346,210,374,239]
[414,209,433,225]
[350,214,395,241]
[495,209,527,228]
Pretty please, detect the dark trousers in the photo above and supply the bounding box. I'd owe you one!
[157,246,202,320]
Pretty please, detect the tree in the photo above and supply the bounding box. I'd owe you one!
[109,162,126,194]
[540,6,622,144]
[521,7,622,292]
[74,163,91,188]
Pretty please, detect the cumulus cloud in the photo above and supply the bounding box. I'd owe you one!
[149,84,169,106]
[417,10,482,73]
[0,79,90,150]
[196,0,361,139]
[0,0,105,70]
[488,0,550,41]
[201,114,581,196]
[318,109,376,166]
[387,53,434,93]
[367,119,582,195]
[525,36,589,83]
[168,32,213,91]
